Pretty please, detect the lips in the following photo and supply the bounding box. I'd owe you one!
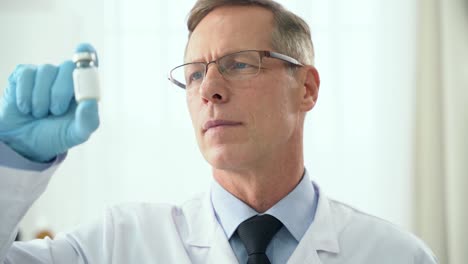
[203,120,242,132]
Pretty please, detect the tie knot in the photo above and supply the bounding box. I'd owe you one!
[236,214,283,257]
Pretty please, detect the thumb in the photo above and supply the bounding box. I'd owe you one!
[67,99,100,147]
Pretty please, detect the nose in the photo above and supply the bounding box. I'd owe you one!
[198,63,229,104]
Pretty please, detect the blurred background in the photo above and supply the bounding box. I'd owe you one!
[0,0,466,263]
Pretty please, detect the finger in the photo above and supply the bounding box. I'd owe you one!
[32,64,58,118]
[16,65,36,115]
[67,99,99,147]
[0,69,18,119]
[3,66,19,104]
[75,43,99,67]
[50,61,75,115]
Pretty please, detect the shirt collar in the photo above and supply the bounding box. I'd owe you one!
[210,169,317,242]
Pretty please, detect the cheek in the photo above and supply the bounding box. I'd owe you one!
[247,93,286,136]
[186,95,203,141]
[186,94,198,122]
[250,81,298,136]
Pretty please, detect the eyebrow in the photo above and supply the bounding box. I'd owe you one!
[185,48,260,64]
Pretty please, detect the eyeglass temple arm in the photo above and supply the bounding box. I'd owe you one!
[168,74,187,89]
[266,51,304,66]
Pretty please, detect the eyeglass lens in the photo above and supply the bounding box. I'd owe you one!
[173,51,262,89]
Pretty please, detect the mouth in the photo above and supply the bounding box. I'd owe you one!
[202,119,243,133]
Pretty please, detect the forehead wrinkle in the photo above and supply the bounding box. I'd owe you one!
[186,48,260,64]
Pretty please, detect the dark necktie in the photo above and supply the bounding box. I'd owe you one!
[236,214,283,264]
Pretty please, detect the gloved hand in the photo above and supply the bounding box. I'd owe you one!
[0,43,100,163]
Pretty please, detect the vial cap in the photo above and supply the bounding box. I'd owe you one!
[73,52,98,64]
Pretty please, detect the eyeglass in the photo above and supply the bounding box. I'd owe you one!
[168,50,303,90]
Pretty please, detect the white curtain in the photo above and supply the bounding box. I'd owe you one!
[415,0,468,263]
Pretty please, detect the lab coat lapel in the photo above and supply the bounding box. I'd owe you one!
[205,224,239,264]
[184,192,239,264]
[287,183,341,264]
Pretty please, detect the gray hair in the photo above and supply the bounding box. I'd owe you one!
[186,0,315,65]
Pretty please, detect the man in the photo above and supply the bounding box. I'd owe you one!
[0,0,437,263]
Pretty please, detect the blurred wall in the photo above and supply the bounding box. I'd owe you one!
[0,0,417,241]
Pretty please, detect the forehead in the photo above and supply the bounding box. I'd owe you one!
[185,5,275,62]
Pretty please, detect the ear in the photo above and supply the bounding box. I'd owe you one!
[299,66,320,112]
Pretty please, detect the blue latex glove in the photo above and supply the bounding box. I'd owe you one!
[0,43,100,162]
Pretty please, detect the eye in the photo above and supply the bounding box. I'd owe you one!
[186,70,204,85]
[226,61,255,72]
[233,62,249,69]
[219,52,260,76]
[190,71,203,81]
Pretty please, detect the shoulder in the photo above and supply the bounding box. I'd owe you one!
[108,192,206,217]
[105,192,207,230]
[66,193,209,262]
[328,197,414,241]
[325,197,437,263]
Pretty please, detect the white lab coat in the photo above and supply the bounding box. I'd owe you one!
[0,162,437,264]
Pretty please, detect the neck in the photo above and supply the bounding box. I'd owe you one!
[212,134,305,213]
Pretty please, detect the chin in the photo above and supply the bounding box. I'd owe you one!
[202,145,253,171]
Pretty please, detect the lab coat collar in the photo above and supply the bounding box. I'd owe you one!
[184,182,341,263]
[184,192,218,247]
[287,182,341,263]
[184,192,240,263]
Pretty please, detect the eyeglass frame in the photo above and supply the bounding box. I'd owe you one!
[167,50,304,89]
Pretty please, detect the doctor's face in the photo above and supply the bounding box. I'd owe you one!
[185,6,307,171]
